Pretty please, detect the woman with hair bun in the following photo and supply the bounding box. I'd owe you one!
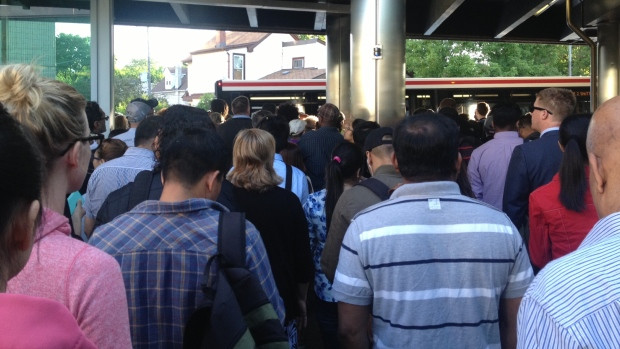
[0,64,131,348]
[529,113,599,271]
[0,106,95,348]
[303,141,363,348]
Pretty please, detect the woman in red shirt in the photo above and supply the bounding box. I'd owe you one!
[529,113,598,271]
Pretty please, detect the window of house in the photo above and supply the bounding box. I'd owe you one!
[292,57,304,69]
[233,54,245,80]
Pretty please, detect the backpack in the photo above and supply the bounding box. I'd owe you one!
[183,212,289,349]
[356,177,391,201]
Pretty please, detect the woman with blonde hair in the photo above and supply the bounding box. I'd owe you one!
[0,107,95,348]
[0,64,131,348]
[226,128,313,347]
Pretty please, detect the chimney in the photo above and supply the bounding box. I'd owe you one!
[215,30,226,48]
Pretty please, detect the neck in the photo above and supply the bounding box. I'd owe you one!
[159,181,215,202]
[42,166,71,214]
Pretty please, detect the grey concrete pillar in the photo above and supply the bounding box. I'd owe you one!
[351,0,406,126]
[91,0,114,120]
[597,21,620,106]
[326,14,351,118]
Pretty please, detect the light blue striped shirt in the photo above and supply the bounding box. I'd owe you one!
[84,147,156,219]
[518,211,620,348]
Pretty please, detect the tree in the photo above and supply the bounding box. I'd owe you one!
[56,33,91,98]
[113,58,165,113]
[405,39,590,78]
[297,34,326,42]
[195,93,215,111]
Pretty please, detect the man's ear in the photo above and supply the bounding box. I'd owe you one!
[204,170,221,193]
[588,152,605,194]
[391,152,398,171]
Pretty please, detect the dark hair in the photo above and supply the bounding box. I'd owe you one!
[394,113,460,181]
[325,142,363,230]
[257,115,289,153]
[108,129,128,139]
[476,102,489,116]
[85,101,105,130]
[134,116,162,147]
[352,120,380,147]
[0,105,43,273]
[231,95,250,115]
[161,129,228,187]
[210,98,228,114]
[489,101,521,130]
[558,113,592,212]
[277,102,299,122]
[517,113,533,129]
[280,142,306,172]
[156,105,217,168]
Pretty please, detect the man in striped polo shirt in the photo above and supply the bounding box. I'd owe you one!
[517,95,620,348]
[332,113,533,348]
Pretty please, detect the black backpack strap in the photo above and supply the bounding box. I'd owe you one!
[285,164,292,191]
[356,177,391,201]
[128,170,155,210]
[218,211,246,268]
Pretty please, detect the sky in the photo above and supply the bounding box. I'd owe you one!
[56,23,215,68]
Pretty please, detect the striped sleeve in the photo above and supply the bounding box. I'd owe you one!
[503,237,534,299]
[517,296,580,349]
[331,219,373,306]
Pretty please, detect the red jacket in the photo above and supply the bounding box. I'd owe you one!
[528,172,598,270]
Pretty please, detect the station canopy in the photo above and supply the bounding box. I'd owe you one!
[2,0,619,44]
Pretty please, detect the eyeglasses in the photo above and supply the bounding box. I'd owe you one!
[529,105,553,115]
[100,116,110,121]
[58,134,105,157]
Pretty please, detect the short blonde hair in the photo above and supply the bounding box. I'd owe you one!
[0,64,86,167]
[537,88,576,121]
[227,128,282,192]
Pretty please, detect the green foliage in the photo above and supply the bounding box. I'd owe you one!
[195,93,215,111]
[405,40,590,78]
[297,34,326,42]
[56,34,91,98]
[113,58,165,113]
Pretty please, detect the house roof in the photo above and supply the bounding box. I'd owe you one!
[189,31,297,56]
[166,66,187,75]
[152,74,188,93]
[261,68,326,80]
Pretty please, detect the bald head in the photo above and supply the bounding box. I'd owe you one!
[587,96,620,218]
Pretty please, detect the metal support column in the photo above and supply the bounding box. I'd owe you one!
[351,0,406,126]
[326,14,351,118]
[91,0,114,118]
[597,21,620,106]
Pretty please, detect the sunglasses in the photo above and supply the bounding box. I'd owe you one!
[59,134,105,156]
[529,105,553,115]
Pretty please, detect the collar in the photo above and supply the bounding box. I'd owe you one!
[36,208,71,242]
[579,211,620,248]
[492,131,520,140]
[124,146,156,160]
[274,153,284,162]
[373,165,400,177]
[540,127,559,137]
[133,198,229,214]
[391,181,461,199]
[232,114,251,119]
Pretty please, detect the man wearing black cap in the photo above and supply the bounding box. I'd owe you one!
[320,127,402,282]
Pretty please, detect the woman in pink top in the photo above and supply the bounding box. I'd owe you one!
[0,109,95,348]
[529,114,598,271]
[0,64,132,348]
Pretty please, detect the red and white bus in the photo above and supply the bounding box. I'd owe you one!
[215,76,591,115]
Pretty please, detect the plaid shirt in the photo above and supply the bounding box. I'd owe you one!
[90,198,285,349]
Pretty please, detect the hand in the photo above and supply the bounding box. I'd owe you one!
[296,298,308,330]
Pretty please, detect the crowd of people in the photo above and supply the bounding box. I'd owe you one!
[0,62,619,348]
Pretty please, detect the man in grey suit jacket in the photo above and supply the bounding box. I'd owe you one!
[503,88,577,238]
